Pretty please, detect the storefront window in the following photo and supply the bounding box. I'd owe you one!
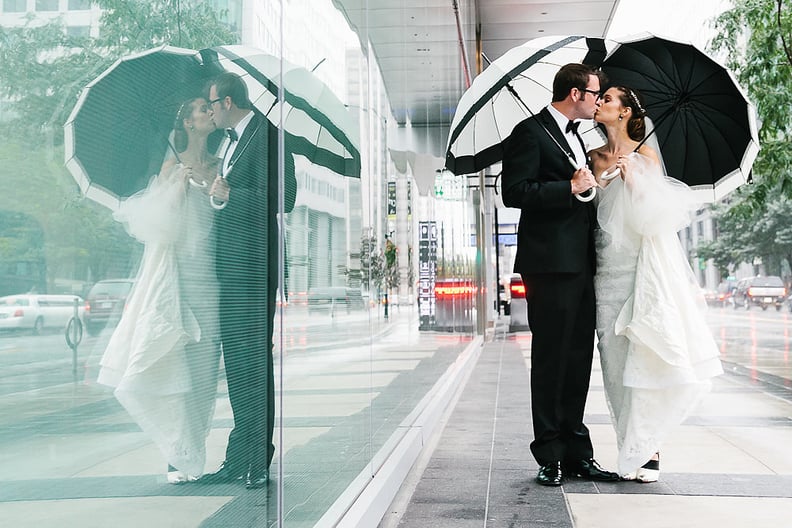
[0,1,476,525]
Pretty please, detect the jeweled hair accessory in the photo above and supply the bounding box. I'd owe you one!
[627,89,646,116]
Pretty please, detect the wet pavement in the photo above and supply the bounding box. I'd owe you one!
[381,310,792,528]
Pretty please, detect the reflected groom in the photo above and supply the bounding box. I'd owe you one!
[201,72,296,489]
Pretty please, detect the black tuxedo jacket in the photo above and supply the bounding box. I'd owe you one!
[501,107,596,275]
[214,111,297,287]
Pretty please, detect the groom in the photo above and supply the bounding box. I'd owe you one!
[203,72,296,489]
[501,63,619,486]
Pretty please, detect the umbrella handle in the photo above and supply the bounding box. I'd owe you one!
[188,177,208,188]
[210,195,228,210]
[575,187,596,202]
[601,168,620,181]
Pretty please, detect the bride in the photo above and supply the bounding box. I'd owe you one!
[98,97,221,483]
[588,86,723,482]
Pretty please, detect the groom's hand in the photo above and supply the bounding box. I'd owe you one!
[570,166,596,195]
[210,176,230,203]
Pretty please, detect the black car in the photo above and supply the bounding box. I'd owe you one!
[83,279,135,335]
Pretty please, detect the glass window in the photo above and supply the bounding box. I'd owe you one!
[66,25,90,37]
[35,0,58,11]
[0,0,477,525]
[2,0,26,12]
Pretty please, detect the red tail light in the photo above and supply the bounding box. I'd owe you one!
[12,309,24,318]
[434,280,476,298]
[510,280,526,298]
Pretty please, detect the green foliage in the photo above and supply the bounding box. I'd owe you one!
[384,238,399,290]
[359,233,385,292]
[699,189,792,276]
[710,0,792,197]
[702,0,792,276]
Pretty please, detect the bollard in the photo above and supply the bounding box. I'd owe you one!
[65,297,84,378]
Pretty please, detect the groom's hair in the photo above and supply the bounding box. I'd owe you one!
[210,72,253,110]
[552,63,606,102]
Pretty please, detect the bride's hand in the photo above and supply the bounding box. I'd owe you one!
[615,155,633,183]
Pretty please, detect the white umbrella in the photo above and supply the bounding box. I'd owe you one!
[202,45,361,178]
[445,35,610,176]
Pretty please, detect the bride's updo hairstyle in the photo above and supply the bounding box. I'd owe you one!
[172,98,199,153]
[615,86,647,142]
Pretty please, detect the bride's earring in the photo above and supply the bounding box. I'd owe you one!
[618,114,623,121]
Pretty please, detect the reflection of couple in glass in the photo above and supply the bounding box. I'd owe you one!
[99,72,295,488]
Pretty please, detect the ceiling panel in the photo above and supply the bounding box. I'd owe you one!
[333,0,620,127]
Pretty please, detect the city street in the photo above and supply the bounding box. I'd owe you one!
[705,305,792,386]
[0,305,390,397]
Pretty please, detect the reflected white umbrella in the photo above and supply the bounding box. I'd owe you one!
[201,45,361,179]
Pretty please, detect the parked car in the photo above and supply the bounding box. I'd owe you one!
[732,275,786,311]
[0,294,84,334]
[506,273,529,332]
[83,279,135,336]
[307,287,365,315]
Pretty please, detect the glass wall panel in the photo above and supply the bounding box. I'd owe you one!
[0,0,477,526]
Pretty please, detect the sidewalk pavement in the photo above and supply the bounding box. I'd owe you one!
[380,326,792,528]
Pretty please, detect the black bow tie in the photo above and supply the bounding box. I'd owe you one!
[225,128,238,142]
[565,120,580,134]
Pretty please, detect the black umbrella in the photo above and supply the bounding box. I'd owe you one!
[65,46,213,210]
[600,33,760,201]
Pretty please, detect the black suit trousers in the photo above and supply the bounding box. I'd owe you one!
[522,269,595,466]
[219,275,276,473]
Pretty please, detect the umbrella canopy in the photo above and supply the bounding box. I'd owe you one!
[201,45,361,178]
[445,35,608,176]
[600,33,760,201]
[64,46,212,210]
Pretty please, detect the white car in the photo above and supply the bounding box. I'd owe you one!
[0,294,84,334]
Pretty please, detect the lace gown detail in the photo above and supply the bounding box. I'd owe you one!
[97,165,220,476]
[594,154,723,475]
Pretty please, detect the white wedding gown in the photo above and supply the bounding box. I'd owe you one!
[594,153,723,475]
[97,164,220,477]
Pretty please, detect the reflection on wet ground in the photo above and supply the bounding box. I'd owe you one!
[707,307,792,386]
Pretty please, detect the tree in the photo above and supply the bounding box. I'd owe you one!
[710,0,792,199]
[700,0,792,276]
[0,1,238,288]
[359,233,385,293]
[384,237,399,291]
[699,193,792,277]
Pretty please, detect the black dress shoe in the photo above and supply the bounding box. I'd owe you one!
[536,461,562,486]
[198,461,242,484]
[564,458,619,482]
[245,466,269,489]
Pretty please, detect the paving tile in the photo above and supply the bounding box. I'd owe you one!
[566,494,792,528]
